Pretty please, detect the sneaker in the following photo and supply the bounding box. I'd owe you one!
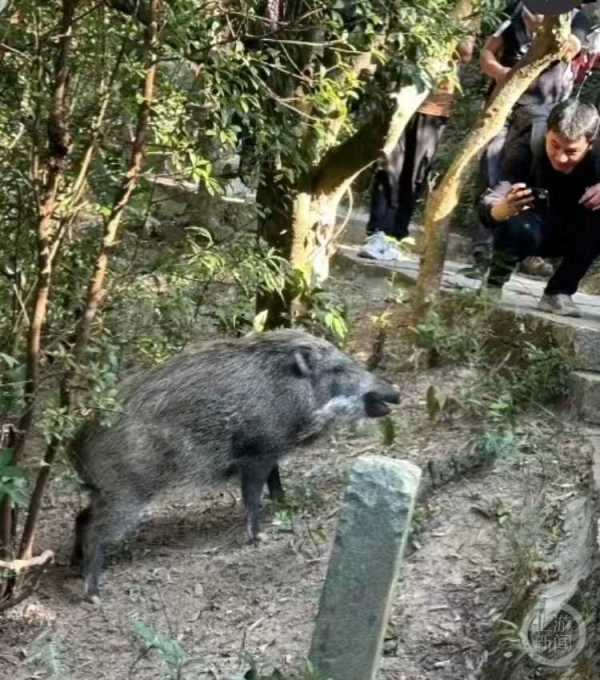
[518,257,554,279]
[537,293,581,317]
[358,231,402,262]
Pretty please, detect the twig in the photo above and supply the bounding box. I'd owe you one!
[0,42,32,61]
[128,645,153,680]
[302,517,322,557]
[247,616,265,633]
[0,549,54,574]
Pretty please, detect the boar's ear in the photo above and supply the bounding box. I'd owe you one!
[292,349,314,377]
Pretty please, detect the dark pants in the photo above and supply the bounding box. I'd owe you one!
[368,112,448,239]
[472,124,509,259]
[473,105,551,261]
[488,207,600,295]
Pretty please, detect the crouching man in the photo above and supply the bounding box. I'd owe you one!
[480,99,600,317]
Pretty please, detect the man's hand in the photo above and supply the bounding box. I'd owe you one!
[564,34,582,61]
[491,183,534,222]
[493,65,512,86]
[580,184,600,211]
[480,35,512,85]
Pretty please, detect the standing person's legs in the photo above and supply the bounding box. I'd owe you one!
[367,169,395,237]
[485,123,510,188]
[529,114,548,155]
[393,113,448,239]
[367,116,415,236]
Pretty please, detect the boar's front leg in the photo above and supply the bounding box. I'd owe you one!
[266,465,285,503]
[240,461,274,543]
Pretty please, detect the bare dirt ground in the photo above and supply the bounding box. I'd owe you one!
[0,260,592,680]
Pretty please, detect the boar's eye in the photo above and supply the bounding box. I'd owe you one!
[332,364,345,374]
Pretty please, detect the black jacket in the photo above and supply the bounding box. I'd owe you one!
[489,9,591,110]
[480,129,600,230]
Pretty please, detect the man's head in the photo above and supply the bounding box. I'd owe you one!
[545,100,600,174]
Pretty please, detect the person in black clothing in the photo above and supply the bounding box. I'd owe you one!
[473,2,589,268]
[366,113,448,241]
[362,39,476,259]
[480,99,600,317]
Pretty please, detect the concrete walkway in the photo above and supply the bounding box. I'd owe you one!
[336,237,600,427]
[337,243,600,322]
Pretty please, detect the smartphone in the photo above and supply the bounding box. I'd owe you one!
[529,187,550,211]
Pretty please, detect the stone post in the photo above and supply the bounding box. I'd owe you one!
[308,455,421,680]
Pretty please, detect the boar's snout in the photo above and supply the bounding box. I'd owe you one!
[363,385,400,418]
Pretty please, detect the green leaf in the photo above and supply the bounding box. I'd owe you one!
[0,480,28,507]
[253,309,268,333]
[0,353,18,368]
[426,385,447,422]
[379,416,396,447]
[330,315,347,340]
[0,465,26,479]
[0,447,14,468]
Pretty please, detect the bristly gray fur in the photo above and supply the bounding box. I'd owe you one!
[70,329,399,597]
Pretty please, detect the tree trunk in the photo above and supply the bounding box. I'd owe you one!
[257,0,476,328]
[17,0,162,562]
[413,15,570,320]
[0,0,78,576]
[0,0,78,605]
[12,0,78,465]
[0,426,16,585]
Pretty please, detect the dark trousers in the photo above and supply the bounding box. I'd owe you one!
[473,124,509,258]
[488,207,600,295]
[473,105,551,260]
[368,112,447,239]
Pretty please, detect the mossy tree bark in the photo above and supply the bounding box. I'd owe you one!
[257,0,476,329]
[17,0,163,562]
[413,15,571,322]
[0,0,79,573]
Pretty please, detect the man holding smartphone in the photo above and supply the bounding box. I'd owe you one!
[480,99,600,316]
[472,0,590,275]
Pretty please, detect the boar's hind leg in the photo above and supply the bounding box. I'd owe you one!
[241,463,274,543]
[80,494,144,599]
[266,465,284,503]
[71,504,92,568]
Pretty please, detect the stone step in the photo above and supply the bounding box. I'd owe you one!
[336,209,471,258]
[336,244,600,372]
[570,371,600,425]
[551,321,600,373]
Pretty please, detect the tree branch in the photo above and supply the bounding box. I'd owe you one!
[311,0,477,199]
[413,14,569,319]
[13,0,79,467]
[17,0,162,562]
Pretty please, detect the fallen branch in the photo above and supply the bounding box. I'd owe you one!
[0,550,54,613]
[0,549,54,574]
